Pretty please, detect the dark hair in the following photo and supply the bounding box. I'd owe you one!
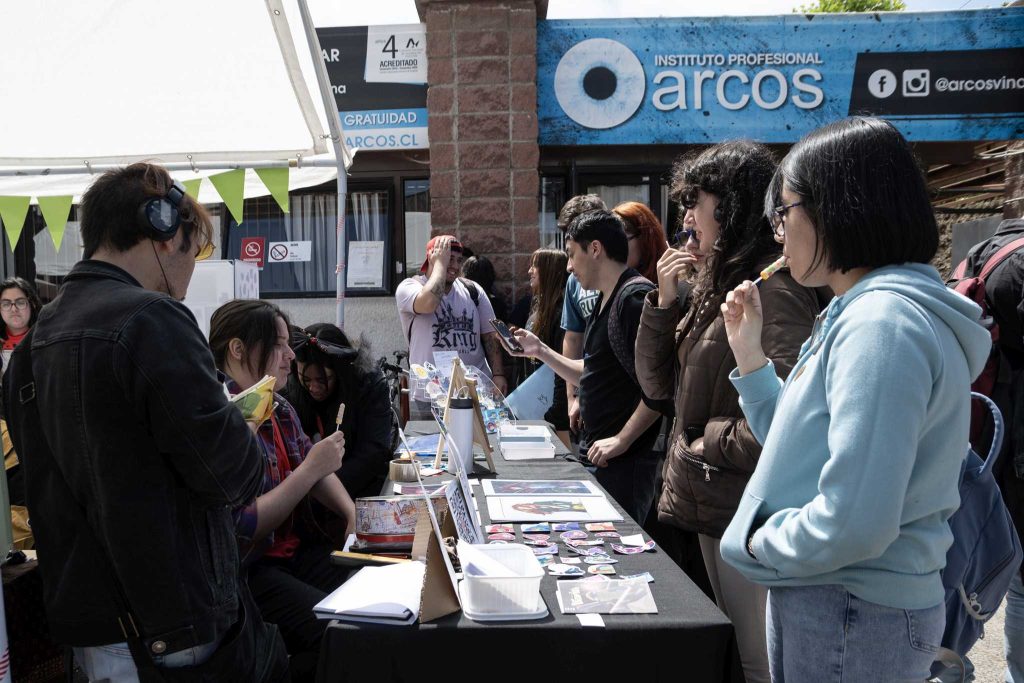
[557,194,607,231]
[565,210,629,264]
[529,249,568,344]
[766,117,938,276]
[283,322,376,438]
[462,255,496,293]
[671,140,781,300]
[209,299,290,378]
[80,162,213,259]
[613,201,668,282]
[0,276,43,337]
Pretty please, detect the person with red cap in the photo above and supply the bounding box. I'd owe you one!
[396,235,508,416]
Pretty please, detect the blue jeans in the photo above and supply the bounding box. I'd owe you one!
[73,638,220,683]
[766,584,944,683]
[1007,571,1024,682]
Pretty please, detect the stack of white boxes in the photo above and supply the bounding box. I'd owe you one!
[498,423,556,461]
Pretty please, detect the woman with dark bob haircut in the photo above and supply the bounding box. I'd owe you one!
[281,322,397,500]
[718,117,992,682]
[635,140,820,683]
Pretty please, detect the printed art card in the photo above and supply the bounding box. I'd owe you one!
[480,479,604,497]
[485,495,623,523]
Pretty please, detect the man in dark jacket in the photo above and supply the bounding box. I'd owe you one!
[960,217,1024,682]
[3,163,287,681]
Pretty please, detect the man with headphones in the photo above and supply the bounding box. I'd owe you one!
[3,163,288,681]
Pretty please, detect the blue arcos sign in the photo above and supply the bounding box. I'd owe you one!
[537,9,1023,144]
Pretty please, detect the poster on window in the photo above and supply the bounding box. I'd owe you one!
[346,240,385,289]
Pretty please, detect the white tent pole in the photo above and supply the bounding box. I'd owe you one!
[295,0,349,329]
[0,158,345,177]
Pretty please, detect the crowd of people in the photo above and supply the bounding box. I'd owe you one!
[1,114,1021,683]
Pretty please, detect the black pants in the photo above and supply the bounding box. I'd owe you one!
[248,543,348,683]
[587,447,661,525]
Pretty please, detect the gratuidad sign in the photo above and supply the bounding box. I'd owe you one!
[317,24,428,151]
[538,9,1023,144]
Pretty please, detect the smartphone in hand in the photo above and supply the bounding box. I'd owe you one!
[489,318,524,353]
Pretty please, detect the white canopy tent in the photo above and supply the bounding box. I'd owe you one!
[0,0,353,324]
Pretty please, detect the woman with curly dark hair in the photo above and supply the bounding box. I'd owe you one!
[281,323,397,500]
[0,276,43,371]
[635,140,822,683]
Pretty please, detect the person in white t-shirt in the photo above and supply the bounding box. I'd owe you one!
[396,236,508,411]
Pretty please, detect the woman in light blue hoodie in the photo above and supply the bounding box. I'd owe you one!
[718,117,991,683]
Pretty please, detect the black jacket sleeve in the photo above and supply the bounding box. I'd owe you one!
[338,369,396,498]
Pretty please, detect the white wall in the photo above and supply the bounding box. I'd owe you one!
[271,296,409,362]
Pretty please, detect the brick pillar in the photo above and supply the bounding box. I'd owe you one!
[419,0,544,303]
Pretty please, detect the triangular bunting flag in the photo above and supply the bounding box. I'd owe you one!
[182,177,203,200]
[0,196,31,251]
[254,168,290,214]
[37,195,74,252]
[208,170,246,225]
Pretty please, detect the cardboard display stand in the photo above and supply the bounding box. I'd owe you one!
[412,498,462,623]
[432,358,495,472]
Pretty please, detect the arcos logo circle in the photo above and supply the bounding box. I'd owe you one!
[554,38,646,130]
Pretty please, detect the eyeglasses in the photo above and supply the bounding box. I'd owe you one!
[770,201,804,238]
[0,298,29,312]
[195,241,215,262]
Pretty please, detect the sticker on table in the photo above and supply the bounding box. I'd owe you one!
[587,564,617,575]
[582,575,612,583]
[521,522,552,533]
[523,533,551,542]
[621,572,655,583]
[552,522,581,531]
[532,544,559,555]
[561,556,582,564]
[536,554,554,567]
[524,538,553,547]
[560,530,588,541]
[585,522,617,532]
[610,541,657,555]
[548,563,585,577]
[594,531,620,538]
[584,556,618,565]
[485,524,513,534]
[488,532,516,541]
[619,533,647,547]
[566,539,604,547]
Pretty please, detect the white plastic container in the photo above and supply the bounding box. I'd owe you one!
[460,543,544,614]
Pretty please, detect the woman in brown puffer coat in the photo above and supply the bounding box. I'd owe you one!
[636,141,822,683]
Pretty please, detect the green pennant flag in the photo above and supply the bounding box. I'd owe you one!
[37,195,74,251]
[182,177,203,200]
[254,167,290,214]
[0,196,31,250]
[208,169,246,224]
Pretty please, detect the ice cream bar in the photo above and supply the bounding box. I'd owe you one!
[752,256,788,286]
[335,403,346,431]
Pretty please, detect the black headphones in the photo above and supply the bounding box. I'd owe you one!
[137,181,187,241]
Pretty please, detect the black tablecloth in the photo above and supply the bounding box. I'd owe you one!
[318,422,739,683]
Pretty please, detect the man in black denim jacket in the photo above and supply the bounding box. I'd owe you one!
[3,163,287,680]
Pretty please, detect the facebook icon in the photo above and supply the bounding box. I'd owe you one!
[868,69,898,98]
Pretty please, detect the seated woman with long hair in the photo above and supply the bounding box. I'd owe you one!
[282,323,397,500]
[209,300,355,682]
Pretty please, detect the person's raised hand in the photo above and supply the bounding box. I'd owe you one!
[721,281,768,375]
[429,236,453,272]
[656,248,696,308]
